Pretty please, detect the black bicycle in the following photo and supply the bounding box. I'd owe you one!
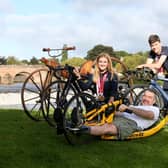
[41,63,91,127]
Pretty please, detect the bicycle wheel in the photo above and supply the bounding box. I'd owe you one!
[21,68,54,121]
[134,88,164,110]
[123,84,148,105]
[41,80,77,127]
[63,92,98,145]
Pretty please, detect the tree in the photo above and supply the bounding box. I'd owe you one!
[85,44,115,60]
[21,59,29,65]
[7,56,20,65]
[61,44,68,62]
[0,56,7,65]
[30,56,39,65]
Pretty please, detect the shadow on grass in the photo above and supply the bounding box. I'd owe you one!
[0,109,168,168]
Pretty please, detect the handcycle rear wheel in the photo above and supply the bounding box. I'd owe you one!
[63,92,98,145]
[21,68,54,121]
[41,80,77,127]
[123,84,148,105]
[134,88,164,110]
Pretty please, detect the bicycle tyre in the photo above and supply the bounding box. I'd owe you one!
[63,92,98,145]
[41,80,77,127]
[21,68,54,121]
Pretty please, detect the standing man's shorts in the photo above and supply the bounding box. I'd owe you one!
[113,115,139,140]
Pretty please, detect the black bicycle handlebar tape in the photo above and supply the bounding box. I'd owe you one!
[42,46,75,52]
[42,48,50,52]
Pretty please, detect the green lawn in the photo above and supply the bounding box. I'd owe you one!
[0,109,168,168]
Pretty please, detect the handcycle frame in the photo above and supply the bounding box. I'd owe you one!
[63,92,168,145]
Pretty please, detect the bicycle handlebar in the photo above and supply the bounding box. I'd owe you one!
[124,67,155,81]
[42,46,76,52]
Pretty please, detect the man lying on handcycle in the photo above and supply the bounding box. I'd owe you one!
[70,90,160,140]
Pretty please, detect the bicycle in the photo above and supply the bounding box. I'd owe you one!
[133,68,168,112]
[21,46,75,121]
[41,63,91,127]
[123,68,168,111]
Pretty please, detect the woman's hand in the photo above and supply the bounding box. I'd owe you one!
[108,97,114,104]
[73,67,81,79]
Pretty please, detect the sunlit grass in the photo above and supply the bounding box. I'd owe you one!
[0,109,168,168]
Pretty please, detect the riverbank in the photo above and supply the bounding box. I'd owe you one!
[0,83,23,93]
[0,92,23,109]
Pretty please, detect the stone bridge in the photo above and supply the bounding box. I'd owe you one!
[0,65,46,84]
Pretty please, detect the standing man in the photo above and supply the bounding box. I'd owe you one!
[137,34,168,90]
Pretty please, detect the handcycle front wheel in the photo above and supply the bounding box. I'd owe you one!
[21,68,54,121]
[63,92,98,145]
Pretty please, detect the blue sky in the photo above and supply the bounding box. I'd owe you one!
[1,0,168,60]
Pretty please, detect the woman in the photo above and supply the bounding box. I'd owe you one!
[74,52,118,103]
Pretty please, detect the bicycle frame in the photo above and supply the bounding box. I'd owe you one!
[149,77,168,105]
[54,65,82,106]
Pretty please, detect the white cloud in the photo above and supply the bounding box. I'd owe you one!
[1,0,168,59]
[0,0,14,13]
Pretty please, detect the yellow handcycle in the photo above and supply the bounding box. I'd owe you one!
[63,91,168,145]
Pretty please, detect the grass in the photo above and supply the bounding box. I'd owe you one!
[0,109,168,168]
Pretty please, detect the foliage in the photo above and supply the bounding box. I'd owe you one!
[7,56,21,65]
[0,56,7,65]
[21,59,29,65]
[61,57,86,66]
[29,56,40,65]
[122,54,147,70]
[0,50,149,66]
[85,44,115,60]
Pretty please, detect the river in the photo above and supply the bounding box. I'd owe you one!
[0,83,24,109]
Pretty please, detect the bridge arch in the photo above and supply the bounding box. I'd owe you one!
[13,72,31,83]
[0,65,45,84]
[3,73,13,84]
